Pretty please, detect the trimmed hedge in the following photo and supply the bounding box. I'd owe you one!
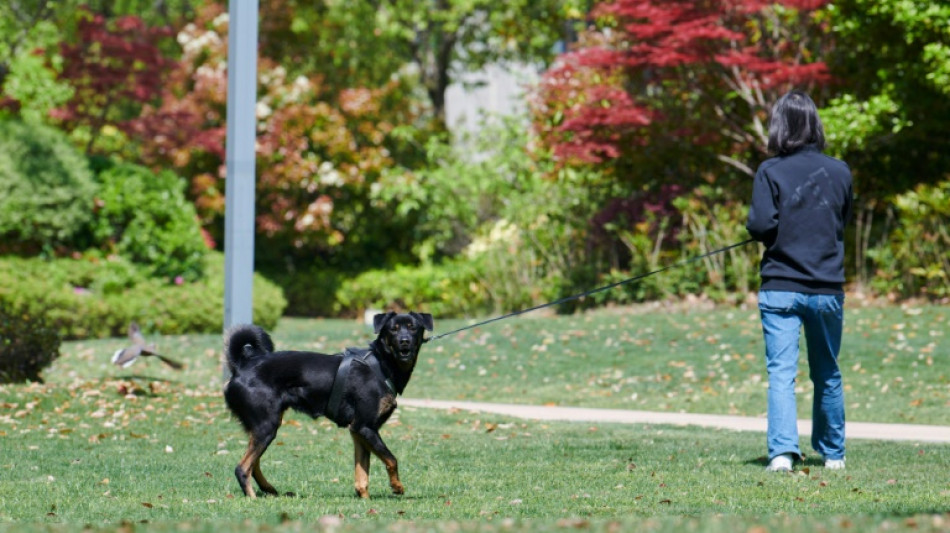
[0,253,286,340]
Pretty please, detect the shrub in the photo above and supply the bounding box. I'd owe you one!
[0,300,62,384]
[0,119,97,254]
[87,161,209,282]
[867,180,950,299]
[673,186,760,303]
[0,253,286,339]
[585,185,759,306]
[335,260,491,318]
[264,266,345,317]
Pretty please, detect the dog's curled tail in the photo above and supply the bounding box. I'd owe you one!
[225,324,275,374]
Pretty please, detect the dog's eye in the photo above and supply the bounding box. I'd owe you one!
[406,323,416,331]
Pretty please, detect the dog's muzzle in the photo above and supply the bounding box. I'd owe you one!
[393,337,415,361]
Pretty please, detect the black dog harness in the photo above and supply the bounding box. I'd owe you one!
[326,347,395,421]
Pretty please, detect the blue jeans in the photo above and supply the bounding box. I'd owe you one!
[758,290,846,461]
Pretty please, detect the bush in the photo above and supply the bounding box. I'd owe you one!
[87,161,209,282]
[264,266,344,317]
[0,119,97,254]
[335,260,491,318]
[0,253,286,339]
[673,186,760,303]
[581,185,760,306]
[867,180,950,299]
[0,300,61,383]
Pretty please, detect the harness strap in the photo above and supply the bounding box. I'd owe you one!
[326,347,396,420]
[326,351,353,420]
[362,351,396,396]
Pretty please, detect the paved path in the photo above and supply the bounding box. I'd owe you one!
[401,398,950,443]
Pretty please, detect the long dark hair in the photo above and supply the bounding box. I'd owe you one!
[767,90,826,156]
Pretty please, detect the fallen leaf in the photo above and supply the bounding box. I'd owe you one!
[556,518,591,528]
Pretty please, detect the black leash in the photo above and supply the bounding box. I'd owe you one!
[424,238,756,343]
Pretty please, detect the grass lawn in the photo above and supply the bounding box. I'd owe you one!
[1,301,948,532]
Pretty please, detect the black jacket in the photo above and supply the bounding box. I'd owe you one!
[746,145,853,294]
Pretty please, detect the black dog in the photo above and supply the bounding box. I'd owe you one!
[223,311,433,498]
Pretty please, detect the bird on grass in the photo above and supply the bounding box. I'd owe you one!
[111,322,184,370]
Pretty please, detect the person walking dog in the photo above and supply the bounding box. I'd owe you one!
[746,90,854,472]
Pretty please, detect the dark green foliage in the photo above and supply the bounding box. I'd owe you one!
[0,119,96,254]
[335,260,491,318]
[0,253,286,340]
[0,300,61,383]
[264,266,345,317]
[88,160,208,282]
[868,180,950,299]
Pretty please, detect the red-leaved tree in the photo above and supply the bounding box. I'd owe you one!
[531,0,832,176]
[52,8,173,154]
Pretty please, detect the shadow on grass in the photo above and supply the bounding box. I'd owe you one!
[101,374,185,397]
[743,454,830,469]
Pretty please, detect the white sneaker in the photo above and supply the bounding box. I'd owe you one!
[824,458,846,470]
[766,453,794,472]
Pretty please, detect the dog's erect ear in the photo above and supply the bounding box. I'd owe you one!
[373,312,397,334]
[410,312,434,332]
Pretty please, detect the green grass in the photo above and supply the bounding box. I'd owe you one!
[1,302,948,532]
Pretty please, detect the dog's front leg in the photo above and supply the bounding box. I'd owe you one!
[354,426,403,495]
[350,432,371,498]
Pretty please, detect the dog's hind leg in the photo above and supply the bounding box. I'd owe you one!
[350,432,371,498]
[252,458,278,496]
[235,436,261,498]
[353,427,403,495]
[235,428,280,498]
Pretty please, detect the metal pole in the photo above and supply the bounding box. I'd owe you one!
[223,0,259,333]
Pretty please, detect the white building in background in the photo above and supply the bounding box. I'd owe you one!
[444,62,540,137]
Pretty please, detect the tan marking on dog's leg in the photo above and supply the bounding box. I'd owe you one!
[380,455,403,495]
[377,394,396,419]
[236,437,259,498]
[252,458,278,495]
[351,433,370,498]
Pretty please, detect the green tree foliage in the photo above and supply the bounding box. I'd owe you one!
[259,0,580,127]
[0,119,97,254]
[0,1,73,123]
[372,117,609,314]
[1,1,187,126]
[823,0,950,198]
